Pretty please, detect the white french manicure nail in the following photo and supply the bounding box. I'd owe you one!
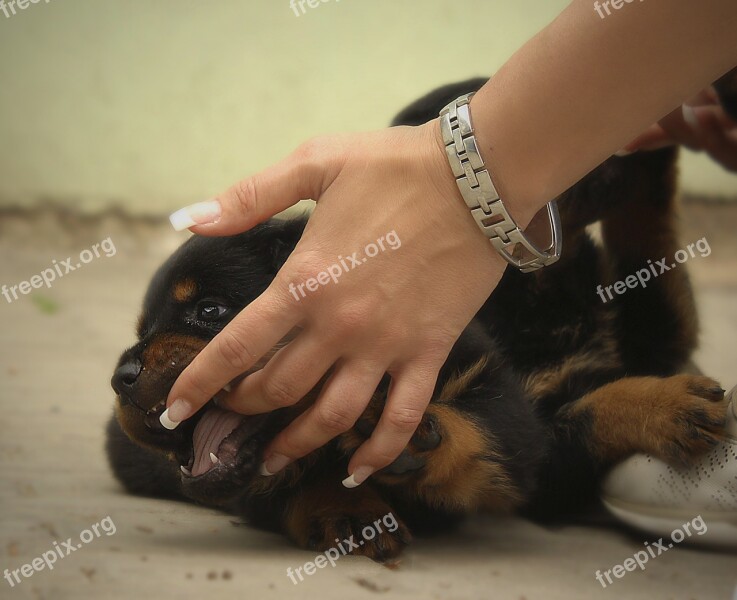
[169,200,222,232]
[342,474,360,488]
[159,408,180,430]
[341,466,374,489]
[259,453,290,477]
[682,104,700,130]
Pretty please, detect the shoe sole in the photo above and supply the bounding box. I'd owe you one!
[602,495,737,549]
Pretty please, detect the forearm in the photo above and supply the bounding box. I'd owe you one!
[470,0,737,226]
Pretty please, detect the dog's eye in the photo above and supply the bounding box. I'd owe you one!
[196,301,229,322]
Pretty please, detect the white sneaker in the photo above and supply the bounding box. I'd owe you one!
[601,387,737,548]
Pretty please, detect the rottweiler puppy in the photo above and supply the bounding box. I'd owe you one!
[107,76,735,562]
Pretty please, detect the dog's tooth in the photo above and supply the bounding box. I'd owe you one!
[180,465,191,476]
[222,383,232,393]
[210,452,219,464]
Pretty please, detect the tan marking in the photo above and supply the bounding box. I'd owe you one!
[563,374,726,464]
[172,278,198,303]
[524,317,620,402]
[338,363,522,513]
[340,400,522,513]
[282,476,409,559]
[437,355,490,403]
[414,404,521,513]
[140,333,207,374]
[524,348,619,401]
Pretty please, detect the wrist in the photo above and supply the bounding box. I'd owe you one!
[466,95,548,230]
[425,102,546,232]
[435,94,562,273]
[417,119,506,264]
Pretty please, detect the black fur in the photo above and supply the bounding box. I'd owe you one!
[106,75,733,559]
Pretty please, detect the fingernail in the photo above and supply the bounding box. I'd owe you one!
[342,466,374,489]
[682,104,700,131]
[169,199,221,232]
[259,453,291,476]
[159,399,192,430]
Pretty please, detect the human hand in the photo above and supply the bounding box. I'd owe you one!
[619,86,737,172]
[162,121,519,487]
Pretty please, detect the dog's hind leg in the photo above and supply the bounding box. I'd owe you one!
[598,146,699,375]
[527,373,726,518]
[572,66,737,373]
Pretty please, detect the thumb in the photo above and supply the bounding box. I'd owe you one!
[169,138,338,236]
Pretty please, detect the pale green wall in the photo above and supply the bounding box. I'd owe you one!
[0,0,735,215]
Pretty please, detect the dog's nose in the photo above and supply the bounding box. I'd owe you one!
[111,359,143,395]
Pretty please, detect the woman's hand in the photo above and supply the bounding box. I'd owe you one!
[621,87,737,171]
[163,121,517,487]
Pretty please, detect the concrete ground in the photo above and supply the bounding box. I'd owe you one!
[0,203,736,600]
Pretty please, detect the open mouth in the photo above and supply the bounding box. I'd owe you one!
[183,405,248,477]
[143,399,268,481]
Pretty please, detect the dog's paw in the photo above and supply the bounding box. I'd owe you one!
[351,412,443,476]
[301,504,412,563]
[648,375,727,464]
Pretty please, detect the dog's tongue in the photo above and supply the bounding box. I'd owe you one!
[191,406,244,477]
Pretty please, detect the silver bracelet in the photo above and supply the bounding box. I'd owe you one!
[439,93,562,273]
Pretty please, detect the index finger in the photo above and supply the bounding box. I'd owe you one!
[161,289,300,429]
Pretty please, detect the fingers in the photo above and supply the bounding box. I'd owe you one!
[260,361,385,476]
[169,138,340,236]
[687,105,737,172]
[619,103,696,154]
[621,97,737,166]
[622,124,673,153]
[162,288,300,429]
[220,333,340,415]
[343,363,440,488]
[622,88,719,153]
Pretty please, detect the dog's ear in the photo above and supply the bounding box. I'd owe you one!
[267,216,307,272]
[390,78,489,127]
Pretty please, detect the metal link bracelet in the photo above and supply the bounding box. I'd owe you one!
[439,93,562,273]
